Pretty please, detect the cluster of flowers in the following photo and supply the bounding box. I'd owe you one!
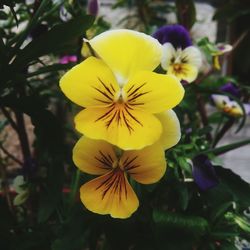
[60,24,248,218]
[59,28,186,218]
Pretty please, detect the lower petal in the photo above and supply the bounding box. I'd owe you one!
[75,107,162,150]
[168,63,198,83]
[80,170,139,218]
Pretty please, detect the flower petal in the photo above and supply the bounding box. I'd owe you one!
[89,29,162,85]
[168,63,198,83]
[211,94,230,109]
[73,137,116,175]
[123,71,184,113]
[161,43,176,70]
[192,154,219,191]
[75,106,162,150]
[181,46,202,68]
[80,170,139,218]
[156,110,181,150]
[120,142,166,184]
[60,57,119,107]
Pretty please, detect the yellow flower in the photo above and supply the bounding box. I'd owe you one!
[73,110,180,218]
[161,43,202,83]
[60,29,184,150]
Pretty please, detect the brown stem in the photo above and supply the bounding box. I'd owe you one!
[14,110,32,176]
[1,107,18,132]
[0,162,14,213]
[0,144,23,165]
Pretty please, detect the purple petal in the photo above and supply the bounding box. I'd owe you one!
[220,83,240,97]
[153,24,192,49]
[88,0,99,16]
[192,155,219,191]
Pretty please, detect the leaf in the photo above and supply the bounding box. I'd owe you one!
[216,166,250,206]
[12,15,94,68]
[153,209,209,234]
[203,139,250,155]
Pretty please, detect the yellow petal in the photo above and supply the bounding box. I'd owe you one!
[89,29,162,85]
[156,110,181,150]
[80,170,139,218]
[60,57,119,107]
[120,142,166,184]
[75,106,162,150]
[123,71,184,113]
[168,63,198,83]
[73,137,117,175]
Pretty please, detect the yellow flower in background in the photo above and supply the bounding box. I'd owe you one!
[161,43,202,83]
[73,110,180,218]
[60,29,184,150]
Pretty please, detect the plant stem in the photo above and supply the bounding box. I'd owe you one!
[212,117,235,148]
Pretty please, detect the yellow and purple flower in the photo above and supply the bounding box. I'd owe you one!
[153,24,202,83]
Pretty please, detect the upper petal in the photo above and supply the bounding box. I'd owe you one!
[120,142,166,184]
[73,137,117,175]
[89,29,162,85]
[156,110,181,150]
[123,71,184,113]
[80,170,139,218]
[60,57,119,107]
[75,106,162,150]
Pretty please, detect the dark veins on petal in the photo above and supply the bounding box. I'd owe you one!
[94,150,114,170]
[94,80,150,133]
[96,170,128,201]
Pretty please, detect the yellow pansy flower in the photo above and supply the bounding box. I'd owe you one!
[161,43,202,83]
[73,110,181,218]
[60,29,184,150]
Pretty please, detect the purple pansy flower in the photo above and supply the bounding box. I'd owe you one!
[59,55,77,65]
[153,24,192,49]
[220,83,240,97]
[192,154,219,191]
[87,0,99,16]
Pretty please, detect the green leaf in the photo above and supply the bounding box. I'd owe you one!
[12,15,94,68]
[203,139,250,155]
[225,212,250,233]
[216,166,250,206]
[153,209,209,234]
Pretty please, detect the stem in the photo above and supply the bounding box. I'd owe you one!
[1,107,18,132]
[212,117,235,148]
[69,169,81,207]
[0,162,14,213]
[195,92,212,141]
[14,110,32,177]
[0,144,23,166]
